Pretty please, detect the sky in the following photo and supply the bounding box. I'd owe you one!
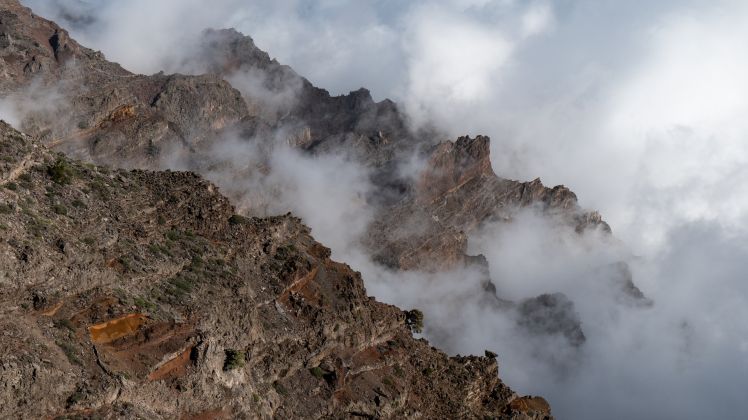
[21,1,748,418]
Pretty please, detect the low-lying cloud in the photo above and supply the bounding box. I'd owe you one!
[19,0,748,418]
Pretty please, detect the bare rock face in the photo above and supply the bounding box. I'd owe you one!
[191,28,414,164]
[366,135,610,274]
[0,0,610,279]
[0,0,116,88]
[0,0,249,170]
[0,122,550,419]
[517,294,586,347]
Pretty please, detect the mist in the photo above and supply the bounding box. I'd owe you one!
[19,1,748,419]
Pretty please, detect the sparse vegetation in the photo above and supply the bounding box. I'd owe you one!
[118,256,132,272]
[54,318,75,331]
[113,288,127,301]
[65,386,86,408]
[56,341,81,366]
[0,202,13,214]
[274,243,297,260]
[393,363,405,377]
[133,297,156,310]
[48,159,75,185]
[52,204,67,215]
[170,277,193,294]
[165,229,181,241]
[405,309,424,334]
[4,182,17,190]
[191,254,204,268]
[310,366,325,379]
[27,215,50,237]
[273,381,288,396]
[228,214,249,225]
[223,349,246,371]
[149,243,173,257]
[89,178,109,199]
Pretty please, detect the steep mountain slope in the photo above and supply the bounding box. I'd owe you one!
[0,0,247,169]
[0,0,649,416]
[0,122,550,418]
[0,0,617,281]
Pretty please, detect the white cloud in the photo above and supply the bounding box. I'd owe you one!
[401,5,516,126]
[521,2,554,37]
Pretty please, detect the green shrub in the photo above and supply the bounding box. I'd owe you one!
[405,309,424,334]
[170,278,192,293]
[191,255,204,268]
[66,389,85,407]
[165,229,181,241]
[133,297,155,310]
[0,203,13,214]
[4,182,17,191]
[393,364,405,378]
[148,244,162,255]
[54,318,75,331]
[228,214,249,225]
[56,341,82,366]
[48,159,75,185]
[310,366,325,379]
[89,178,110,200]
[223,349,246,371]
[273,381,288,396]
[118,257,131,271]
[52,204,67,215]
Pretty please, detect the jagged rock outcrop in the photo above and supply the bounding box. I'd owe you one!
[366,135,610,273]
[0,2,415,174]
[517,294,586,347]
[193,28,414,165]
[0,0,613,281]
[0,0,123,88]
[0,0,248,170]
[0,122,550,418]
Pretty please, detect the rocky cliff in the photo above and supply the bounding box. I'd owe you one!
[0,122,549,418]
[0,0,648,417]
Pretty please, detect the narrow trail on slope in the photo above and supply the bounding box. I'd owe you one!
[1,153,36,183]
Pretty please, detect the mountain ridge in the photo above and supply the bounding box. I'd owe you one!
[0,120,550,418]
[0,0,649,417]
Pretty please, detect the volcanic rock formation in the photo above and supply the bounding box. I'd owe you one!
[0,0,650,417]
[0,121,549,418]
